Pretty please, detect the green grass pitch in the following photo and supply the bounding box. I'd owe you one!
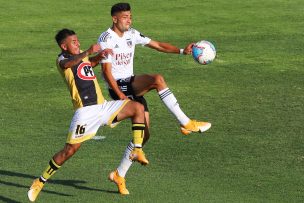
[1,0,303,202]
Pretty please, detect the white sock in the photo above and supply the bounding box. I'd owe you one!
[117,141,134,178]
[158,88,190,126]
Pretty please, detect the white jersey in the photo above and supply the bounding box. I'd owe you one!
[98,28,151,80]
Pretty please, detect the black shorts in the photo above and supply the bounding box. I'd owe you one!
[108,76,149,112]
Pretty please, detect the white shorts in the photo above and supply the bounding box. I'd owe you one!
[66,100,129,144]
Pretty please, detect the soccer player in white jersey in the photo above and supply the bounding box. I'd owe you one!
[97,3,211,195]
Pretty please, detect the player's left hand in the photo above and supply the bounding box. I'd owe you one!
[183,43,195,55]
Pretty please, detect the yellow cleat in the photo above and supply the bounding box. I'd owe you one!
[129,148,149,165]
[180,120,211,135]
[108,170,130,195]
[28,178,44,202]
[110,121,121,128]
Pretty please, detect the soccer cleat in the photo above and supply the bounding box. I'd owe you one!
[110,121,121,128]
[108,170,129,195]
[28,178,44,202]
[180,120,211,135]
[129,148,149,165]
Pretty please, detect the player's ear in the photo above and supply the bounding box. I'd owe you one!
[112,16,118,24]
[60,43,67,51]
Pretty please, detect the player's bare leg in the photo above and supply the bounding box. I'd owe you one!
[143,112,150,145]
[110,102,149,195]
[109,101,148,195]
[132,74,167,94]
[28,143,81,202]
[116,100,148,165]
[132,74,211,135]
[53,143,82,165]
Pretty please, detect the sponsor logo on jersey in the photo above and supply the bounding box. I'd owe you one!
[77,62,96,80]
[114,44,119,48]
[115,52,132,65]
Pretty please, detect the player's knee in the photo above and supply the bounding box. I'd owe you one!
[130,101,144,117]
[134,102,144,114]
[153,74,166,86]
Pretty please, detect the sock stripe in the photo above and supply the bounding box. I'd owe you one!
[132,123,145,131]
[126,141,134,152]
[132,123,145,147]
[49,159,60,170]
[132,126,145,130]
[127,144,134,151]
[46,168,55,175]
[129,142,135,148]
[132,123,145,127]
[159,89,172,100]
[39,177,46,183]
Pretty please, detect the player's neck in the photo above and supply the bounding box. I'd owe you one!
[111,26,124,37]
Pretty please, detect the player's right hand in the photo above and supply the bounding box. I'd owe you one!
[100,48,113,58]
[183,43,195,55]
[87,44,101,55]
[118,94,128,100]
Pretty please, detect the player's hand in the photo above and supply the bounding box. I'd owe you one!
[99,48,113,58]
[183,43,195,55]
[118,93,128,100]
[87,44,101,55]
[116,91,128,100]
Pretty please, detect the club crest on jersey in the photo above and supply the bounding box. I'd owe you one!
[126,40,132,48]
[77,62,96,80]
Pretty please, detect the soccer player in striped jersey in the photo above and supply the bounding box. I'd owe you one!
[27,28,149,202]
[97,3,211,195]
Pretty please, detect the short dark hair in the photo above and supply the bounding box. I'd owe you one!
[111,3,131,16]
[55,28,76,46]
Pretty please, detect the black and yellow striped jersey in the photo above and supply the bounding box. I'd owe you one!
[56,51,105,110]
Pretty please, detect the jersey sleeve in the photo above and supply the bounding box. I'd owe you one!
[134,29,151,46]
[57,54,66,63]
[56,54,67,69]
[98,32,113,63]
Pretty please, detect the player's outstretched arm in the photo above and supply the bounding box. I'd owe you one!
[59,44,100,69]
[146,40,194,55]
[90,49,113,67]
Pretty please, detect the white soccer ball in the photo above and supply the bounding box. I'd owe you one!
[192,40,216,65]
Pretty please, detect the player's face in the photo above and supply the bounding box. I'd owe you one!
[61,35,80,55]
[113,11,132,33]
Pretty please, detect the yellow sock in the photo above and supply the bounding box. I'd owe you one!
[40,159,61,182]
[132,123,145,148]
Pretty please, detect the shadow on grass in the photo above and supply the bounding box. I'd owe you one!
[0,195,22,203]
[0,169,118,202]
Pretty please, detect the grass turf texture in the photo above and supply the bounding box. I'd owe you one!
[1,0,304,202]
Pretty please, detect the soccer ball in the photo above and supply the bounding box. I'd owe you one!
[192,40,216,65]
